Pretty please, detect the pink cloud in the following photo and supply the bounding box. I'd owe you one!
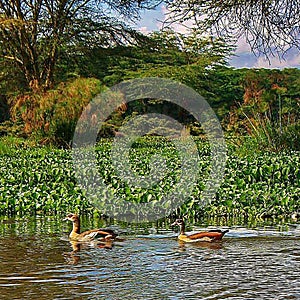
[255,52,300,68]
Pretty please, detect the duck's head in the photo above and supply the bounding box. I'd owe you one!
[171,219,185,234]
[291,212,300,221]
[64,213,79,223]
[171,218,184,227]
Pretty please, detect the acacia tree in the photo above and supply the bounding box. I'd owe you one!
[0,0,160,91]
[164,0,300,58]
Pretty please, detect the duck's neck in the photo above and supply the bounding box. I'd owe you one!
[179,223,185,235]
[72,219,80,234]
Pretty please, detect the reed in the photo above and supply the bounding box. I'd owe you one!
[9,78,104,147]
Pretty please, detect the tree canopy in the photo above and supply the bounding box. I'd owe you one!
[0,0,160,91]
[98,29,234,84]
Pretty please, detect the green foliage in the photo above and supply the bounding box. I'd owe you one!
[0,149,90,216]
[0,136,26,155]
[72,30,239,134]
[203,150,300,221]
[9,78,104,146]
[0,138,298,221]
[232,121,300,156]
[1,23,299,154]
[0,0,160,90]
[228,68,300,152]
[67,29,233,86]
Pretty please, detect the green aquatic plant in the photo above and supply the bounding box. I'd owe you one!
[0,137,299,222]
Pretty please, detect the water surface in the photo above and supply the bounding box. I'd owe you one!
[0,216,299,299]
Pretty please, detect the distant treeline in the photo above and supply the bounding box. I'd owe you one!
[0,32,299,151]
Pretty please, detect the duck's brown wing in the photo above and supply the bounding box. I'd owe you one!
[79,229,117,241]
[188,230,228,241]
[98,228,118,238]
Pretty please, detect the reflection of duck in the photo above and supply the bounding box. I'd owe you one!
[64,213,118,242]
[64,240,114,265]
[172,219,229,243]
[178,240,223,250]
[66,241,81,265]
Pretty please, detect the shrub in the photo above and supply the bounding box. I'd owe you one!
[9,78,104,147]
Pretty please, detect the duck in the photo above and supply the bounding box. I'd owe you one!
[171,219,229,243]
[64,213,118,242]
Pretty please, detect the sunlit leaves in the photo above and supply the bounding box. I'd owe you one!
[0,138,299,220]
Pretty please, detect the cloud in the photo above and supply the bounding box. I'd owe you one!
[235,36,252,54]
[138,26,150,34]
[159,5,196,34]
[229,48,300,69]
[254,51,300,69]
[136,5,300,69]
[135,5,164,33]
[229,53,258,68]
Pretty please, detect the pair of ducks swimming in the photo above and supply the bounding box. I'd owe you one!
[65,213,229,243]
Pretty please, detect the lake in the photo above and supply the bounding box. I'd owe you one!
[0,215,299,299]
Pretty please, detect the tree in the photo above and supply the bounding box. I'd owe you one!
[164,0,300,59]
[99,29,234,84]
[91,29,238,131]
[0,0,160,91]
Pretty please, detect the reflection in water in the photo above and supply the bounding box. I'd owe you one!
[63,241,81,265]
[64,240,114,265]
[0,216,299,299]
[177,239,223,251]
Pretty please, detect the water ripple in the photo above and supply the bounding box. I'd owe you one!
[0,226,299,299]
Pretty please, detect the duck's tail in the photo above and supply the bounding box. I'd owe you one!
[98,228,118,239]
[209,229,229,236]
[222,229,229,236]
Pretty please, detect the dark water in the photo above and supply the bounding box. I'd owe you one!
[0,216,300,300]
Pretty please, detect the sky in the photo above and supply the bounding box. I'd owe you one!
[135,5,300,69]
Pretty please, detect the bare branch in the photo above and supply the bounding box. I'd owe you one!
[2,54,23,64]
[0,0,161,90]
[164,0,300,59]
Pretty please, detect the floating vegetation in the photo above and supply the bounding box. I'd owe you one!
[0,137,299,222]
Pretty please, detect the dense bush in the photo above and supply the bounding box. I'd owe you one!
[8,78,104,146]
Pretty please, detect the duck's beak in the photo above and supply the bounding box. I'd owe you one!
[171,221,178,226]
[63,217,69,221]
